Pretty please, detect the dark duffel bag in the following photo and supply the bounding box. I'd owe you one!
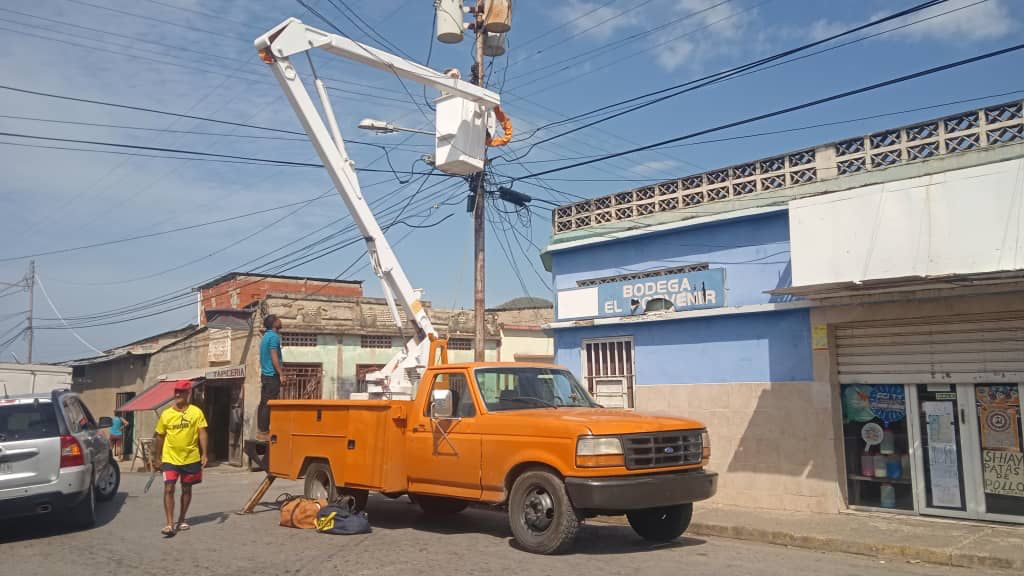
[315,496,371,535]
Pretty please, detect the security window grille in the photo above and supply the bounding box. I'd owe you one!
[114,392,135,409]
[582,338,635,409]
[280,363,323,400]
[282,333,318,347]
[448,338,473,351]
[360,335,394,349]
[576,264,709,287]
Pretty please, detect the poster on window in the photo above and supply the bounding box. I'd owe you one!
[983,450,1024,498]
[923,401,962,508]
[977,385,1021,452]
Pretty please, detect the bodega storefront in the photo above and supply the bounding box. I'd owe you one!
[820,301,1024,523]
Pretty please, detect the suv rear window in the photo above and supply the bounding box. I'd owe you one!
[0,402,61,441]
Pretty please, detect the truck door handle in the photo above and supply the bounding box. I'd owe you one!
[413,424,427,432]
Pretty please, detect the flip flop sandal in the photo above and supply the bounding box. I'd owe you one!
[176,522,191,531]
[161,525,176,537]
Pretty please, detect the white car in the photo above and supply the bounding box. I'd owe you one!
[0,390,121,528]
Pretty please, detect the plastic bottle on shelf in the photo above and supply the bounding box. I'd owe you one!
[887,455,902,479]
[880,428,895,454]
[874,453,887,477]
[861,452,874,477]
[880,483,896,508]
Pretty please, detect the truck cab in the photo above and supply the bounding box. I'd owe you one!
[268,360,716,554]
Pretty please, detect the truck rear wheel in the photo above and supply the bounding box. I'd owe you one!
[508,470,580,555]
[412,494,469,516]
[304,461,337,501]
[626,503,692,542]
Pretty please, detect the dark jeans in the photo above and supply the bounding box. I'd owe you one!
[258,375,281,433]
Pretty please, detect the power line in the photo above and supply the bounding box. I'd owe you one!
[0,84,303,135]
[62,0,252,41]
[506,0,950,152]
[517,40,1024,180]
[34,273,104,355]
[513,0,619,49]
[0,130,450,174]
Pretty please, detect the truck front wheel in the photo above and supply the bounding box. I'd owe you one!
[626,503,693,542]
[508,470,580,555]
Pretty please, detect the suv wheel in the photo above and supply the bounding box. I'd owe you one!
[508,470,580,555]
[72,479,97,529]
[95,457,120,502]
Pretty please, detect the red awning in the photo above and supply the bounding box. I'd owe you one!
[117,380,190,412]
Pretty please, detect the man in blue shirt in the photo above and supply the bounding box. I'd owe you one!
[258,314,285,439]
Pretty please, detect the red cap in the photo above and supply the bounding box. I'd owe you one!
[173,380,192,392]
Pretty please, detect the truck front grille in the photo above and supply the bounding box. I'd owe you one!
[623,430,702,470]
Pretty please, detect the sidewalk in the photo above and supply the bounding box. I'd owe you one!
[598,504,1024,570]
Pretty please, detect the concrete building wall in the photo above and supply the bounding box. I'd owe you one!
[499,329,553,362]
[551,211,792,308]
[547,210,837,511]
[200,275,362,323]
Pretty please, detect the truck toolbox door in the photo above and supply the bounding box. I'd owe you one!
[407,370,482,499]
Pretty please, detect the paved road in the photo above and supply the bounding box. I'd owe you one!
[0,468,1007,576]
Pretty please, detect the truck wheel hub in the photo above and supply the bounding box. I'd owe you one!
[523,487,555,533]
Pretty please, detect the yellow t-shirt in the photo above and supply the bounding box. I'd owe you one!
[155,404,207,466]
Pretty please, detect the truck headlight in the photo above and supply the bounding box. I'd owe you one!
[576,436,624,468]
[701,429,711,461]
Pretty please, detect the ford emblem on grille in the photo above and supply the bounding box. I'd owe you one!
[663,446,675,454]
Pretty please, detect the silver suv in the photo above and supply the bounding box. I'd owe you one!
[0,389,121,528]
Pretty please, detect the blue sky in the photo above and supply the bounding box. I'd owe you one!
[0,0,1020,362]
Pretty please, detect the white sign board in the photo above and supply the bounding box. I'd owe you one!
[208,329,232,363]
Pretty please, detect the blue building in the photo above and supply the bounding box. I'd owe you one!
[543,101,1024,519]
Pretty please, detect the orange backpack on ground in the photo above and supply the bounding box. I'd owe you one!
[276,494,327,529]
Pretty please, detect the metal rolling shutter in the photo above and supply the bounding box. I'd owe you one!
[835,314,1024,384]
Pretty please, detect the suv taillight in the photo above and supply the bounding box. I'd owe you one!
[60,435,84,468]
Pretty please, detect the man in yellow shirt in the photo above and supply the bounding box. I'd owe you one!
[153,380,208,537]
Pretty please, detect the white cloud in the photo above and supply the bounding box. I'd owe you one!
[875,0,1017,42]
[633,159,679,175]
[651,0,759,72]
[559,0,639,40]
[806,18,850,42]
[808,0,1017,45]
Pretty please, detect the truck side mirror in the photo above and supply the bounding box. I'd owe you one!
[430,389,453,419]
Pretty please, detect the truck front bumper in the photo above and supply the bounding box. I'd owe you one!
[565,469,717,511]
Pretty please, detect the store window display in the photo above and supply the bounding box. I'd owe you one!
[842,384,913,510]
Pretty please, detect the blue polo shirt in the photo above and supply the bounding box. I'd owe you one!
[260,330,282,377]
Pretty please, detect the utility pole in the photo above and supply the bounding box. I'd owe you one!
[471,1,487,362]
[26,260,34,363]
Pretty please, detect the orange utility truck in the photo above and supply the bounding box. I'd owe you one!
[267,341,716,554]
[253,18,717,554]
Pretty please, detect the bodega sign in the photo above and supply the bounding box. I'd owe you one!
[598,269,724,317]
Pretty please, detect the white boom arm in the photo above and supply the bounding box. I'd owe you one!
[255,18,499,397]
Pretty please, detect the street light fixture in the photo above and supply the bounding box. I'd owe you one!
[357,118,433,136]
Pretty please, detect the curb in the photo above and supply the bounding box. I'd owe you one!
[687,521,1021,571]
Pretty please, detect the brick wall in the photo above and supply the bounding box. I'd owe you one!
[200,276,362,324]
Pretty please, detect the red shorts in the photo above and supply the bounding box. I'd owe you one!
[162,462,203,485]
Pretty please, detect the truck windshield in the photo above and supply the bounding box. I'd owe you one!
[474,367,598,412]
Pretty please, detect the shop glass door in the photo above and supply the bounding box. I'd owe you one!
[913,385,969,516]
